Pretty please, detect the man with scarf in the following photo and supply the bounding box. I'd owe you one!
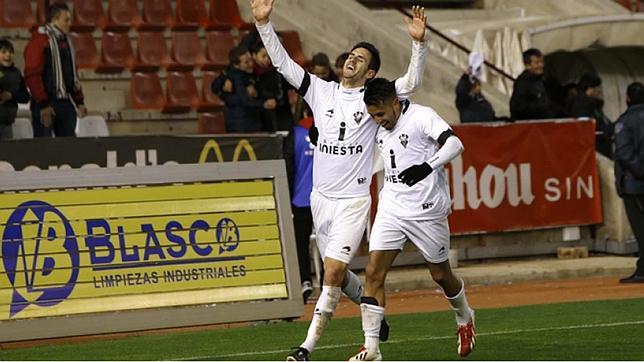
[25,3,87,137]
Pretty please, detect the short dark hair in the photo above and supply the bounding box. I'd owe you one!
[522,48,543,65]
[578,74,601,92]
[335,52,350,69]
[364,77,396,106]
[0,38,14,53]
[351,42,381,74]
[627,82,644,106]
[249,40,265,55]
[312,53,331,68]
[229,45,249,66]
[48,3,70,23]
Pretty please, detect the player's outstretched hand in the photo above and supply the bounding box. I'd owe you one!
[398,162,432,186]
[404,5,426,42]
[250,0,274,25]
[308,125,319,146]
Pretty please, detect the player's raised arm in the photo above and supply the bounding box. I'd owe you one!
[394,5,429,98]
[251,0,307,92]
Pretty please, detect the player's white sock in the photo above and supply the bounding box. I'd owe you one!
[343,270,363,304]
[361,301,384,352]
[301,285,341,353]
[445,279,474,325]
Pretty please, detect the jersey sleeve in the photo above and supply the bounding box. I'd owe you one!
[256,22,334,113]
[419,108,452,142]
[393,39,428,99]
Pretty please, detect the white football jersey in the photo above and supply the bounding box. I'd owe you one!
[303,79,378,198]
[256,21,427,198]
[376,101,453,220]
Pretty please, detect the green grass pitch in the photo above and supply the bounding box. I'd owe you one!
[2,297,643,360]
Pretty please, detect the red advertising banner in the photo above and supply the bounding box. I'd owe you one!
[446,119,603,234]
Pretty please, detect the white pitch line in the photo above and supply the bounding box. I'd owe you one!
[173,319,644,361]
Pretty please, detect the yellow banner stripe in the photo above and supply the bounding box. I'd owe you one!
[1,210,278,234]
[0,268,286,308]
[0,181,274,209]
[0,252,285,288]
[5,224,280,259]
[0,238,283,269]
[0,280,287,320]
[0,196,276,223]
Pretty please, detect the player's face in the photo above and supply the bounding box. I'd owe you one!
[252,48,271,69]
[367,98,400,131]
[52,10,72,34]
[343,48,375,83]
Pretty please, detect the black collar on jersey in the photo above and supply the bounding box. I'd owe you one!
[401,99,411,114]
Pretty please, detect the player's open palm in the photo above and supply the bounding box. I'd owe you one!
[404,5,427,42]
[250,0,274,24]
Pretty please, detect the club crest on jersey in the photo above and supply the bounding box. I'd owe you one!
[377,139,384,149]
[353,111,364,124]
[325,109,334,118]
[399,134,409,148]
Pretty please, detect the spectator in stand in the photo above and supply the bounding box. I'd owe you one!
[614,82,644,284]
[0,38,30,139]
[250,41,294,132]
[455,53,495,123]
[570,74,614,159]
[24,3,88,138]
[212,45,276,132]
[562,82,578,116]
[510,48,553,121]
[311,53,339,83]
[334,52,349,81]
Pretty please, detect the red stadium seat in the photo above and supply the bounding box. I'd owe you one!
[96,31,134,73]
[163,71,200,113]
[130,71,165,110]
[205,31,234,70]
[0,0,36,28]
[106,0,142,30]
[208,0,253,30]
[69,32,100,69]
[198,112,227,134]
[174,0,208,30]
[134,31,170,71]
[169,31,207,71]
[72,0,107,31]
[199,71,225,112]
[140,0,173,30]
[278,30,308,67]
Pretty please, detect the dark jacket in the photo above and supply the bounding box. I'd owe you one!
[212,66,263,132]
[256,66,293,131]
[24,27,84,109]
[455,74,495,123]
[614,103,644,196]
[510,70,553,121]
[570,94,614,159]
[0,64,30,125]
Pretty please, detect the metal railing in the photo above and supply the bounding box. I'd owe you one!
[378,0,516,81]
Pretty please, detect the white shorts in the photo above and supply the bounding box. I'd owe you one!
[310,189,371,264]
[369,209,450,264]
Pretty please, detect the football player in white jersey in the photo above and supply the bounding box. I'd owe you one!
[250,1,429,360]
[348,78,475,361]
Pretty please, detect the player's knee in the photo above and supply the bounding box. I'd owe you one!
[365,263,386,287]
[323,264,346,286]
[430,268,448,286]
